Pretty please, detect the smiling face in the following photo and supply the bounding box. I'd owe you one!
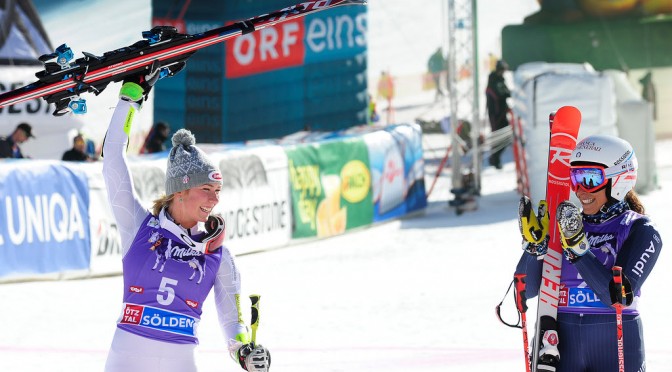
[575,186,609,215]
[170,182,221,228]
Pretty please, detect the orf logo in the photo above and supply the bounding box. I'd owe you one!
[225,20,304,78]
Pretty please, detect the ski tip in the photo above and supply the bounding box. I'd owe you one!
[555,106,582,123]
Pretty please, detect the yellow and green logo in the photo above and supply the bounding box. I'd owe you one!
[340,160,370,203]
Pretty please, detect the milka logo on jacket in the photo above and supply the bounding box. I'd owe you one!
[588,234,615,247]
[148,230,207,284]
[588,233,617,266]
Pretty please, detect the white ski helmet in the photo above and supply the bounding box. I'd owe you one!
[570,134,637,201]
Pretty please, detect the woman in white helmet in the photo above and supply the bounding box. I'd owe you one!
[515,134,663,371]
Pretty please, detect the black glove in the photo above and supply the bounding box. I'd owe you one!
[204,214,225,253]
[237,343,271,372]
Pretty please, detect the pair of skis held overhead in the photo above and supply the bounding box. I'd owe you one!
[0,0,366,115]
[507,106,629,372]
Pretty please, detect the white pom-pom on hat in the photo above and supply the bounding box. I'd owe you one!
[171,128,196,147]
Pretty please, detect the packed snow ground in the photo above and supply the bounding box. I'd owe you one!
[1,108,671,371]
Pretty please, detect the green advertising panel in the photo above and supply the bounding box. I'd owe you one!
[287,138,373,239]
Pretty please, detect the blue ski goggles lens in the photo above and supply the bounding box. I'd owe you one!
[570,166,608,192]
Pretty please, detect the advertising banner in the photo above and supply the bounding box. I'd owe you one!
[225,5,366,78]
[0,161,90,278]
[152,0,368,143]
[210,146,292,253]
[287,138,372,239]
[364,124,427,222]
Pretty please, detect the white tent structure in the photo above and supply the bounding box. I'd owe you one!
[511,62,657,203]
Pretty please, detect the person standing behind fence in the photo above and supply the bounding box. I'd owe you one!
[427,47,446,101]
[0,123,35,159]
[485,60,511,170]
[377,70,395,124]
[62,134,95,162]
[141,121,171,154]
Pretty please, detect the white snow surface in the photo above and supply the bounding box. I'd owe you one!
[2,2,670,369]
[1,112,671,371]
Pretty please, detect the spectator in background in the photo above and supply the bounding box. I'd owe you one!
[639,71,656,120]
[0,122,35,159]
[141,121,171,154]
[62,133,95,162]
[427,47,447,101]
[377,70,395,124]
[485,60,511,170]
[367,93,379,125]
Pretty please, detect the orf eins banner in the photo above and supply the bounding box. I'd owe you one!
[0,161,90,278]
[287,138,373,239]
[225,4,366,78]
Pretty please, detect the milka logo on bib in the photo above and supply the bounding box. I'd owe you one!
[150,234,207,284]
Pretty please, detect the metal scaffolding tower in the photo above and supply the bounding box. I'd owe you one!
[445,0,480,214]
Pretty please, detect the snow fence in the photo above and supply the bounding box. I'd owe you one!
[0,123,426,282]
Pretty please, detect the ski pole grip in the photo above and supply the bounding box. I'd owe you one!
[611,266,625,306]
[250,294,260,344]
[514,274,528,313]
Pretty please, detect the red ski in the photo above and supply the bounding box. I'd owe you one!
[532,106,582,372]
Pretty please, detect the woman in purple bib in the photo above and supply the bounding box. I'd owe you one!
[102,75,270,372]
[516,134,662,371]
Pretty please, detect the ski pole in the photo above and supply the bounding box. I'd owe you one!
[514,274,531,372]
[611,266,625,372]
[250,294,261,346]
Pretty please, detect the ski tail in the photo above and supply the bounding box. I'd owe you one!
[531,106,582,372]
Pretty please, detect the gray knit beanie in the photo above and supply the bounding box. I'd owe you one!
[165,129,222,195]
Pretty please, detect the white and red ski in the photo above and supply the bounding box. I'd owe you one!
[531,106,582,372]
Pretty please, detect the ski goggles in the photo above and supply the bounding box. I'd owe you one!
[570,161,634,193]
[569,166,608,192]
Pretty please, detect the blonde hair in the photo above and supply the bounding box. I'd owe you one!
[151,193,176,216]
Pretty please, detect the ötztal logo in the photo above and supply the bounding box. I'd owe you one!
[129,286,144,294]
